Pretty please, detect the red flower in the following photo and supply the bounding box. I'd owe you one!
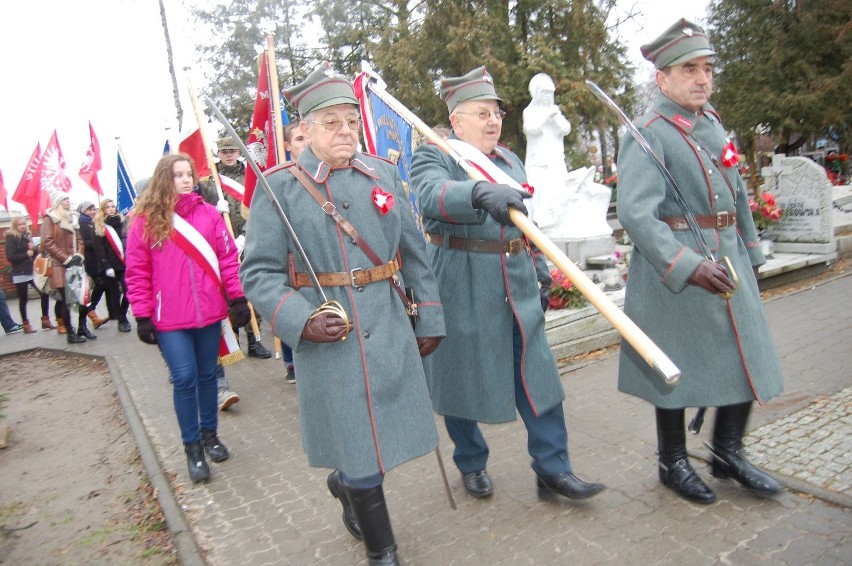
[761,192,776,206]
[522,183,535,195]
[371,187,395,215]
[769,208,783,221]
[749,198,758,213]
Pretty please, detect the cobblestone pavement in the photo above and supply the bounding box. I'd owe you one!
[746,386,851,497]
[1,270,849,565]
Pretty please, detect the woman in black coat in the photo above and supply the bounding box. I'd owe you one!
[4,215,54,332]
[92,199,131,332]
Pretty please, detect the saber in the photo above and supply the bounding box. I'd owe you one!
[585,81,717,263]
[359,64,681,386]
[204,96,351,335]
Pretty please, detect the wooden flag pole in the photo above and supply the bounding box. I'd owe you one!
[361,73,681,386]
[266,35,286,358]
[186,73,261,341]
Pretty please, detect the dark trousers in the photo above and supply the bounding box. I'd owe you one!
[15,281,50,321]
[444,317,571,477]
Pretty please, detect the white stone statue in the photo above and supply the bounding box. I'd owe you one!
[523,73,612,239]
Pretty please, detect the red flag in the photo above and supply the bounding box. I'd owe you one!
[0,169,7,211]
[178,129,211,178]
[12,143,48,224]
[243,52,277,207]
[79,121,103,195]
[38,130,73,195]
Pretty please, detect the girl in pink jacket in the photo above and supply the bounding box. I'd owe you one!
[126,154,250,483]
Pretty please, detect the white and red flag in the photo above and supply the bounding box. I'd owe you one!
[12,143,48,224]
[78,121,103,195]
[38,130,73,195]
[178,129,211,179]
[242,51,277,208]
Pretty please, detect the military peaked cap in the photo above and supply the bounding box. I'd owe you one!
[641,18,716,70]
[283,61,359,118]
[440,66,503,114]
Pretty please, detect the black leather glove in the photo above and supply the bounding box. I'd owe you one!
[228,297,251,328]
[471,182,531,226]
[687,259,734,295]
[64,253,83,267]
[136,317,158,345]
[416,336,442,357]
[539,285,550,312]
[301,311,349,343]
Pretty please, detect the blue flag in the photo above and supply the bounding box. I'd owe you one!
[116,151,136,214]
[163,139,170,155]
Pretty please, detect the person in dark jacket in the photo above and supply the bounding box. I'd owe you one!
[76,201,110,329]
[92,199,131,332]
[5,215,54,332]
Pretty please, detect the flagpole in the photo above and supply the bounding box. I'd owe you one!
[266,35,287,163]
[359,68,681,386]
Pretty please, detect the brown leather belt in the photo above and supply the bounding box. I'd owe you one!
[292,259,399,288]
[662,211,737,231]
[427,233,527,255]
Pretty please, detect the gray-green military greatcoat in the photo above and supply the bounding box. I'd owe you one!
[617,93,783,408]
[240,147,446,479]
[410,139,564,423]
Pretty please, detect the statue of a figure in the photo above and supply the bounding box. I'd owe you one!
[523,73,612,238]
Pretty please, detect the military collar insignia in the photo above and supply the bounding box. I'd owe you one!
[673,114,692,129]
[350,157,380,180]
[490,146,514,167]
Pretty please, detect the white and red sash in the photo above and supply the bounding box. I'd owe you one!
[171,214,244,366]
[104,225,125,265]
[219,174,245,202]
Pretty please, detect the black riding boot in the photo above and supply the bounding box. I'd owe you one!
[347,482,399,566]
[709,402,782,496]
[327,470,362,540]
[656,407,716,504]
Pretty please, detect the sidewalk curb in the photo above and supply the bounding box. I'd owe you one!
[104,355,207,566]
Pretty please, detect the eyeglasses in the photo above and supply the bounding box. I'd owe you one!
[457,109,507,121]
[309,117,362,132]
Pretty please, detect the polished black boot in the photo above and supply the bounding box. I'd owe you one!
[77,315,97,340]
[66,328,86,344]
[348,483,399,566]
[536,472,604,500]
[200,429,230,463]
[656,407,716,504]
[709,402,782,496]
[247,332,272,358]
[327,470,362,540]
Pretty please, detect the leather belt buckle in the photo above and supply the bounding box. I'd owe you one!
[349,268,363,286]
[716,211,730,230]
[507,239,524,256]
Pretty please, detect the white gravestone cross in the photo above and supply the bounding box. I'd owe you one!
[523,73,612,239]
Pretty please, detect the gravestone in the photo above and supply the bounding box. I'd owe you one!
[761,154,835,252]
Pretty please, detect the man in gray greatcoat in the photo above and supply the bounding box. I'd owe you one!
[617,19,783,504]
[240,62,445,566]
[410,67,604,502]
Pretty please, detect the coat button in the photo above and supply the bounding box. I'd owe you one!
[714,194,720,201]
[363,331,370,338]
[357,286,365,292]
[342,202,350,209]
[708,169,713,175]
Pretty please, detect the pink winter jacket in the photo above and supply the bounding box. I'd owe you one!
[125,192,244,332]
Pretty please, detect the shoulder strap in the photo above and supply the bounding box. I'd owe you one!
[286,166,415,313]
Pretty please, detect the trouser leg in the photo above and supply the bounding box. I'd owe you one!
[444,415,489,473]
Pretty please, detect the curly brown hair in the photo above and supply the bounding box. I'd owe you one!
[134,154,198,243]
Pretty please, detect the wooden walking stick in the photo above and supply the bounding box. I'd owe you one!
[359,65,682,386]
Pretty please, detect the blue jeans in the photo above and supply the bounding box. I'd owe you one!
[0,289,19,332]
[158,323,221,444]
[444,317,571,477]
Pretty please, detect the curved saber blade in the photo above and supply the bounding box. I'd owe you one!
[203,96,328,303]
[585,80,716,262]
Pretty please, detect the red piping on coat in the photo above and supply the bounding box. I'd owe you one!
[662,247,687,282]
[438,182,459,223]
[271,290,296,338]
[726,299,762,405]
[500,225,538,416]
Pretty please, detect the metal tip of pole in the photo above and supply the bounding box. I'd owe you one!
[654,358,682,386]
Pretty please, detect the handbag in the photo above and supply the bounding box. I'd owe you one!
[33,254,52,278]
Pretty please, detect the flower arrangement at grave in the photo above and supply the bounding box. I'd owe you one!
[749,191,784,232]
[825,153,848,186]
[548,269,588,310]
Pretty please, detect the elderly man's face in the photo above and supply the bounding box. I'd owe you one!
[657,56,714,113]
[302,104,359,167]
[450,100,503,155]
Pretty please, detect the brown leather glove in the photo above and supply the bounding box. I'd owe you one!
[301,311,349,343]
[687,259,734,295]
[416,336,442,357]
